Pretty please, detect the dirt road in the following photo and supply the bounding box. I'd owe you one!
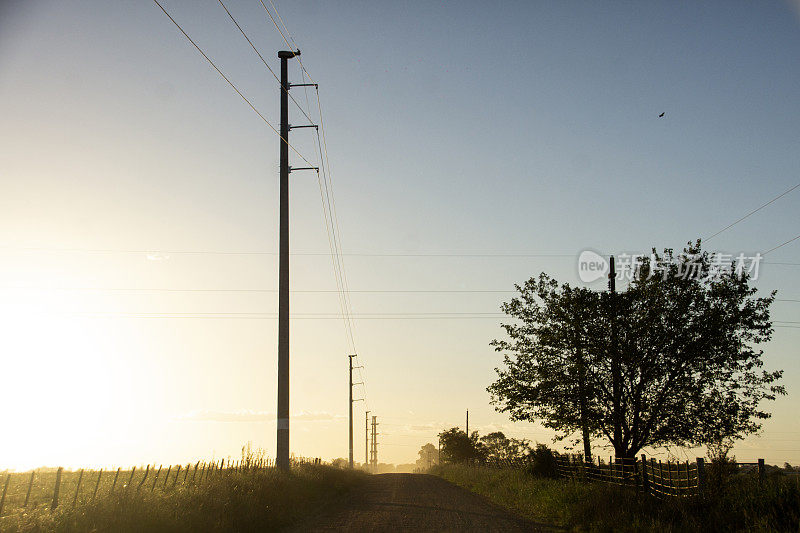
[290,473,560,532]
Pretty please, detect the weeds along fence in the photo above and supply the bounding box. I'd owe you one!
[0,456,322,519]
[555,454,771,499]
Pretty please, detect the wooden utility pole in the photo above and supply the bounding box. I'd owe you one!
[466,410,469,436]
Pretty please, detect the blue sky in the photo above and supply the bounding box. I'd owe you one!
[0,1,798,467]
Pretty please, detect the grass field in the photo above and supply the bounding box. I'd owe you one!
[0,464,366,532]
[431,464,800,532]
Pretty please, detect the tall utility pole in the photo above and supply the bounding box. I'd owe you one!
[608,255,622,459]
[466,410,469,436]
[275,49,298,472]
[348,355,356,468]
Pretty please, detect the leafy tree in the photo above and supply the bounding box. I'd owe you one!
[416,443,439,469]
[487,275,604,459]
[489,241,784,459]
[480,432,531,467]
[438,428,484,464]
[527,443,559,478]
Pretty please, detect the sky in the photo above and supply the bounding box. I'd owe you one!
[0,0,798,469]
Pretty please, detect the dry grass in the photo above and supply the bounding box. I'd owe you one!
[0,463,366,532]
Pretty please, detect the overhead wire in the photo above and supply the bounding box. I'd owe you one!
[705,182,800,242]
[261,0,315,83]
[258,0,367,409]
[763,234,800,256]
[215,0,315,125]
[151,0,314,167]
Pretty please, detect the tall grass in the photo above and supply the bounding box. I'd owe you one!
[0,464,365,532]
[431,464,800,532]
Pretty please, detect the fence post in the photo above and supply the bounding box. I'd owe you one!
[92,469,103,500]
[640,454,648,493]
[172,465,181,489]
[696,458,705,493]
[110,467,121,493]
[658,460,664,496]
[151,465,161,492]
[0,472,10,518]
[191,462,199,483]
[51,467,63,510]
[24,470,36,507]
[650,459,657,494]
[163,466,171,488]
[126,467,136,492]
[137,465,150,491]
[72,469,84,507]
[184,464,190,483]
[758,458,765,487]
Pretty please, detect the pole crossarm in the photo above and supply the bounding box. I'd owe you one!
[289,83,318,88]
[289,166,319,173]
[289,124,318,130]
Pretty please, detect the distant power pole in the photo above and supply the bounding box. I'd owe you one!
[275,49,317,472]
[466,410,469,436]
[348,355,363,469]
[365,410,370,469]
[370,416,379,468]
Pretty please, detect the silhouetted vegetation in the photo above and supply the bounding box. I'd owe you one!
[0,464,366,532]
[489,241,784,459]
[433,463,800,532]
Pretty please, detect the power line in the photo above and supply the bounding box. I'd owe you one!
[255,0,366,409]
[260,0,315,84]
[151,0,314,168]
[763,234,800,256]
[705,182,800,242]
[0,287,519,294]
[259,0,293,53]
[0,247,584,257]
[215,0,315,126]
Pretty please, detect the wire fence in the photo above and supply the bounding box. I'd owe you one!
[0,456,322,518]
[555,454,771,499]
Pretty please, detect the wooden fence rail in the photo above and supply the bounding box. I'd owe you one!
[555,454,767,499]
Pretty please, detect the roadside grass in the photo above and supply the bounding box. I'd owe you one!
[431,464,800,532]
[0,464,366,532]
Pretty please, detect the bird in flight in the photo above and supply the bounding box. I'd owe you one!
[658,112,665,118]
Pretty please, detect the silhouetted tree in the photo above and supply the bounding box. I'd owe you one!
[490,241,784,459]
[415,443,439,469]
[487,276,603,460]
[438,428,484,464]
[479,432,531,467]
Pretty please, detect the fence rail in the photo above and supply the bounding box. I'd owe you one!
[555,454,767,499]
[0,456,322,519]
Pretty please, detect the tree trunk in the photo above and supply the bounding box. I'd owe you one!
[577,352,592,462]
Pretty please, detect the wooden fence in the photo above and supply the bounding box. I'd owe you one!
[555,454,768,498]
[0,456,322,519]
